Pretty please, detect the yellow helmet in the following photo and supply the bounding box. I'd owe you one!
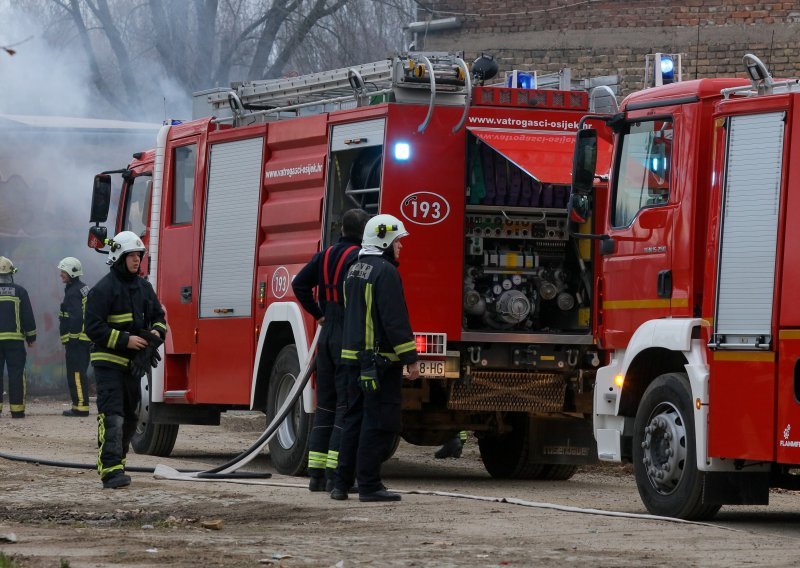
[0,256,17,274]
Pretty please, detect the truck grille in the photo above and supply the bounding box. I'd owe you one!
[448,371,566,412]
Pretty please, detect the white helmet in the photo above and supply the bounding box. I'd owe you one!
[362,214,409,249]
[58,257,83,277]
[0,256,16,274]
[107,231,146,265]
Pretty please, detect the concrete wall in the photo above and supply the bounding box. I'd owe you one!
[418,1,800,95]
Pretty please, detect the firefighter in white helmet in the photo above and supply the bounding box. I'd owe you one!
[0,256,36,418]
[84,231,167,489]
[332,214,420,502]
[58,257,91,417]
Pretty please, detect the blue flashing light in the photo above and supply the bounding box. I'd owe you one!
[506,71,535,90]
[659,56,675,84]
[394,142,411,161]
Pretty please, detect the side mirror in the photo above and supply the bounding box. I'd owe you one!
[87,225,108,251]
[571,129,598,195]
[90,174,112,223]
[568,129,598,225]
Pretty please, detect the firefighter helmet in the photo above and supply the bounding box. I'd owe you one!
[362,214,409,249]
[107,231,146,265]
[57,257,83,277]
[0,256,17,274]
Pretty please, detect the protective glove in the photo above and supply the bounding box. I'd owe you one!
[130,331,164,379]
[357,350,380,394]
[359,368,380,393]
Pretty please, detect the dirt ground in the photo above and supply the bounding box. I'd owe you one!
[0,400,799,567]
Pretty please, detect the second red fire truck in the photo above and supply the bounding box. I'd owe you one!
[88,52,612,480]
[570,54,800,518]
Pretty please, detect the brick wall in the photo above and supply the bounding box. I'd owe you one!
[418,0,800,95]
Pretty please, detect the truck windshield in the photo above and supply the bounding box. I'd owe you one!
[612,119,672,228]
[122,175,152,237]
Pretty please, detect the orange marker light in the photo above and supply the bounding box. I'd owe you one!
[614,374,625,388]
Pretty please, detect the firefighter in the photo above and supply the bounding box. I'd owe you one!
[85,231,166,489]
[0,256,36,418]
[292,208,370,492]
[331,214,420,502]
[58,257,91,417]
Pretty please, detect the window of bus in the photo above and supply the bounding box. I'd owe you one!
[611,119,672,228]
[121,175,152,237]
[172,144,196,224]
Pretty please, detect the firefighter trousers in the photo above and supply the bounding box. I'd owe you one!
[95,366,140,480]
[334,363,402,495]
[307,304,347,480]
[0,340,27,415]
[65,341,91,413]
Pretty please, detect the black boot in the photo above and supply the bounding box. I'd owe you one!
[102,472,131,489]
[63,409,90,417]
[308,476,327,492]
[434,436,463,459]
[359,489,401,502]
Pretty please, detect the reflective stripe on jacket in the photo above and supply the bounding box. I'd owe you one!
[340,254,418,366]
[59,278,90,344]
[0,283,36,343]
[85,268,166,369]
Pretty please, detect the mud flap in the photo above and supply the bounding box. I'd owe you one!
[529,416,598,465]
[702,472,769,505]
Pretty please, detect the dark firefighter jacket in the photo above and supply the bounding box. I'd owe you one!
[0,282,36,343]
[340,253,418,366]
[59,278,90,344]
[292,236,361,319]
[85,267,166,370]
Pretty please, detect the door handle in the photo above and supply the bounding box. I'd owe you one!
[657,270,672,299]
[180,286,192,304]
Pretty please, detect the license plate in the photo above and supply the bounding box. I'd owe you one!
[404,360,445,378]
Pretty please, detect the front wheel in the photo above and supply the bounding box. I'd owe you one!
[131,373,179,456]
[266,345,312,476]
[632,373,721,520]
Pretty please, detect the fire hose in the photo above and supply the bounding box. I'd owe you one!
[0,325,737,530]
[0,328,320,480]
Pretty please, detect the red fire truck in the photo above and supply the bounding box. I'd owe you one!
[570,54,800,518]
[88,52,612,480]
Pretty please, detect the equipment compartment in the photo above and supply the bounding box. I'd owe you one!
[462,134,591,334]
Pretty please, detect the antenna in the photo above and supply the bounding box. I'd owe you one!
[695,21,700,80]
[163,96,167,123]
[768,30,775,69]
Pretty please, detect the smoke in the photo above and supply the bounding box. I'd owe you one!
[0,5,160,394]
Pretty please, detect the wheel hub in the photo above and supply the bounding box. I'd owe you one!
[275,371,300,450]
[640,402,687,495]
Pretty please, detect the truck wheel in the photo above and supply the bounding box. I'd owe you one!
[383,434,401,462]
[267,345,312,476]
[632,372,721,520]
[131,373,179,456]
[537,464,579,481]
[478,414,544,479]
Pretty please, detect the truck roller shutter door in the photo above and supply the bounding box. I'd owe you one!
[713,112,785,349]
[199,137,264,318]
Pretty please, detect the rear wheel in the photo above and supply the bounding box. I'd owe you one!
[632,373,721,520]
[267,345,312,476]
[478,414,544,479]
[537,464,579,481]
[131,373,179,456]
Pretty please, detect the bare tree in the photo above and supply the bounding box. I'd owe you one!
[24,0,415,120]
